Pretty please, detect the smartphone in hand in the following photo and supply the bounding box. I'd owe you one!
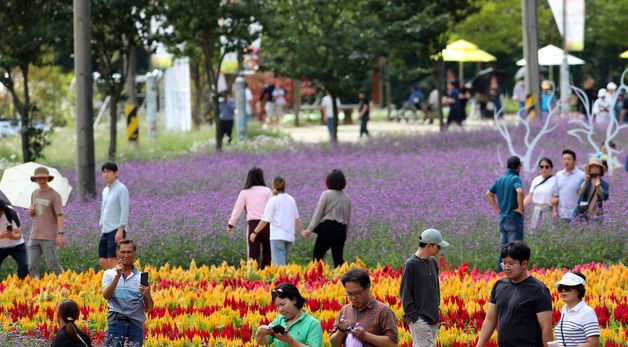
[140,272,149,286]
[270,325,287,334]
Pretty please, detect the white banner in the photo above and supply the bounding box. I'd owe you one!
[548,0,585,51]
[163,57,192,132]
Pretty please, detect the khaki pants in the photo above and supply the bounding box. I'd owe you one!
[409,317,438,347]
[28,239,63,278]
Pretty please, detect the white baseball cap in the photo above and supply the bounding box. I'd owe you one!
[419,228,450,248]
[606,82,617,90]
[554,272,585,287]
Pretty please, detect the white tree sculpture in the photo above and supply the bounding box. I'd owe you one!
[568,69,628,175]
[494,87,560,175]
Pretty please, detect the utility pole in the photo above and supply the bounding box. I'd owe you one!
[125,45,139,147]
[235,75,247,140]
[73,0,96,199]
[560,0,570,114]
[522,0,541,117]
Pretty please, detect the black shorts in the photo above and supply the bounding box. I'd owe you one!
[98,229,126,258]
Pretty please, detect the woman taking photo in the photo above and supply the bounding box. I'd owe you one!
[305,169,351,268]
[255,283,322,347]
[228,167,272,268]
[52,299,92,347]
[553,272,600,347]
[523,158,556,229]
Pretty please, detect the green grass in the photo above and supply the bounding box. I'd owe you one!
[0,120,286,168]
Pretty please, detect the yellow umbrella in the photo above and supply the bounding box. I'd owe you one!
[620,50,628,59]
[441,39,496,81]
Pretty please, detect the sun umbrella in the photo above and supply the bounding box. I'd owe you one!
[620,50,628,59]
[441,40,497,81]
[516,44,585,66]
[0,162,72,208]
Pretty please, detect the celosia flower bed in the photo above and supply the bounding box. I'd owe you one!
[0,260,625,346]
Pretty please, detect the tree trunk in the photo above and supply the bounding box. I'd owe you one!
[293,78,301,127]
[190,56,204,128]
[330,91,339,143]
[436,60,446,132]
[108,93,118,161]
[19,65,32,162]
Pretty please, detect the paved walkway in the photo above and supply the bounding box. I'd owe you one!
[281,116,516,143]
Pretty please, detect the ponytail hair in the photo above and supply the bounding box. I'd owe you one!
[57,299,81,341]
[271,176,286,195]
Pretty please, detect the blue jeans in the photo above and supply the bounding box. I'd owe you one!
[497,212,524,272]
[106,317,144,346]
[0,243,28,279]
[326,117,334,139]
[270,240,292,266]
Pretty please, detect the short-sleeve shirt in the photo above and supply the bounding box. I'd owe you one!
[30,188,63,241]
[261,193,299,242]
[529,175,556,205]
[552,168,585,219]
[102,267,146,329]
[489,276,552,347]
[489,169,523,224]
[0,212,23,248]
[334,298,398,347]
[554,301,600,347]
[267,311,322,347]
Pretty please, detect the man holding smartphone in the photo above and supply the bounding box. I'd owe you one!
[102,239,153,346]
[0,199,28,279]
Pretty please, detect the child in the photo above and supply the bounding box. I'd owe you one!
[250,177,308,266]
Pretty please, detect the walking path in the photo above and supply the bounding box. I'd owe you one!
[281,115,518,143]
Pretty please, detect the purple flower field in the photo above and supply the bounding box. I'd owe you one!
[11,123,628,272]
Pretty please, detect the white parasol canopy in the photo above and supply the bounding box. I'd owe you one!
[516,44,585,66]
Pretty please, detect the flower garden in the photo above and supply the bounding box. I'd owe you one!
[0,260,626,346]
[1,122,626,345]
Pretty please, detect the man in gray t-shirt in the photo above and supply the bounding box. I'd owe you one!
[400,228,450,347]
[552,150,584,222]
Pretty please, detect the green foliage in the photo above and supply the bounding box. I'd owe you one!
[159,0,262,150]
[0,0,71,162]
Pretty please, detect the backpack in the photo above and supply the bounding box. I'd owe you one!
[4,206,20,228]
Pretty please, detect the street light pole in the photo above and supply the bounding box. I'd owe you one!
[560,0,570,114]
[522,0,541,117]
[73,0,96,199]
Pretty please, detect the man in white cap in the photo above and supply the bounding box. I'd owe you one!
[592,88,610,127]
[400,228,449,347]
[27,166,64,278]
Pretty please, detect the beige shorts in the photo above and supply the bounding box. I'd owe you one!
[408,317,438,347]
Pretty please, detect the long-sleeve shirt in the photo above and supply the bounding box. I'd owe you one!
[100,179,129,233]
[576,178,609,218]
[400,255,440,325]
[228,186,272,226]
[307,189,351,231]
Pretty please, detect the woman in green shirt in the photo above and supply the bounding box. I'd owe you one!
[255,283,323,347]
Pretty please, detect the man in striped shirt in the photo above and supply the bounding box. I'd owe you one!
[330,269,398,347]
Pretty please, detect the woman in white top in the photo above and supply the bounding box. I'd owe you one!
[227,167,273,268]
[524,157,557,229]
[250,177,308,266]
[592,89,611,128]
[553,271,600,347]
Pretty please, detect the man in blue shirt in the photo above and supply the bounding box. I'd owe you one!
[485,156,524,273]
[99,162,129,269]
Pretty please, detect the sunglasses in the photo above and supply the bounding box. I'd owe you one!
[557,285,575,292]
[271,288,287,299]
[539,165,551,169]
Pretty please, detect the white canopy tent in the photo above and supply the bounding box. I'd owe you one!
[516,44,585,66]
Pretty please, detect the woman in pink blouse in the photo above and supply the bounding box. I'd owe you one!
[227,167,272,268]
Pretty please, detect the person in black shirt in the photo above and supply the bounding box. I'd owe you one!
[52,299,92,347]
[476,241,553,347]
[577,76,596,118]
[358,91,370,138]
[400,228,450,347]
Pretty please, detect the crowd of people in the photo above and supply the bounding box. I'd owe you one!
[0,149,613,346]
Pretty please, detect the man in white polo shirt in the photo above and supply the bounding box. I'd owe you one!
[552,149,585,223]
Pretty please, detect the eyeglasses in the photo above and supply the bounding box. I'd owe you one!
[539,165,551,169]
[557,285,574,292]
[500,262,519,269]
[345,288,365,298]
